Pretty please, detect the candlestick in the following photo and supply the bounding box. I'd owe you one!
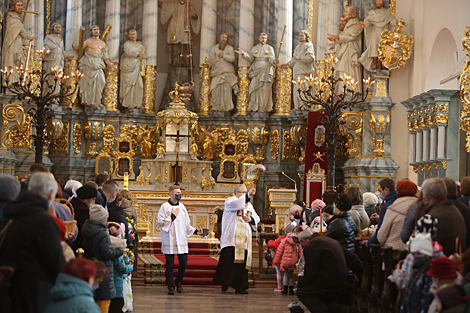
[124,172,129,190]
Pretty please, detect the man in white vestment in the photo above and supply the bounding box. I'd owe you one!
[235,33,276,112]
[120,29,146,109]
[328,6,363,93]
[208,33,238,112]
[158,185,197,295]
[44,23,73,96]
[358,0,397,71]
[213,184,259,294]
[72,25,116,107]
[2,0,34,86]
[280,30,315,110]
[160,0,200,67]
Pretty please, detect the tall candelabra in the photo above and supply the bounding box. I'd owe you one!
[294,56,374,203]
[1,50,83,164]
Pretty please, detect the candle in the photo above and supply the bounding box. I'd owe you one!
[319,208,323,233]
[124,172,129,190]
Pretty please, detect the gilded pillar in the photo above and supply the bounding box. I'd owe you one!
[273,67,292,116]
[61,59,79,108]
[103,63,119,112]
[236,67,250,115]
[143,65,157,114]
[142,0,158,113]
[197,60,211,115]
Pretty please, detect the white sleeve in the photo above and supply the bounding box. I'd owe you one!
[157,203,172,232]
[182,205,196,237]
[224,195,246,212]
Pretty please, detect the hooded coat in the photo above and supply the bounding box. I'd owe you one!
[43,273,100,313]
[272,234,302,271]
[0,190,65,313]
[81,219,123,300]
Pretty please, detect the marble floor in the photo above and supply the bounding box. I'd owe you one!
[132,285,306,313]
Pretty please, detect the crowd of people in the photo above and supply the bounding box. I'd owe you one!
[0,164,135,313]
[269,176,470,313]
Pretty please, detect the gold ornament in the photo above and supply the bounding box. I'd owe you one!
[103,62,119,111]
[270,129,279,160]
[378,18,414,74]
[236,66,250,115]
[143,65,157,113]
[73,123,82,154]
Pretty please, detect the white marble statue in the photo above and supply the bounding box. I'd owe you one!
[328,6,363,92]
[208,33,238,112]
[72,25,116,107]
[44,23,73,95]
[235,33,276,112]
[358,0,397,71]
[280,30,315,110]
[120,29,146,109]
[160,0,200,67]
[2,0,33,86]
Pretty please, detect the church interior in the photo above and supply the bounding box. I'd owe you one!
[2,0,470,312]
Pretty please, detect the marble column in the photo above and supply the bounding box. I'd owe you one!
[316,0,343,58]
[142,0,158,113]
[430,127,437,160]
[236,0,255,115]
[422,129,429,162]
[409,133,416,163]
[102,0,120,111]
[65,0,82,58]
[416,130,423,163]
[437,126,446,159]
[274,0,293,116]
[36,0,44,49]
[198,0,217,114]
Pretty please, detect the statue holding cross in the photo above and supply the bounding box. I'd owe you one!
[2,0,35,86]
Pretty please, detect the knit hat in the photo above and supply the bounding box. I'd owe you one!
[76,185,98,200]
[415,214,439,240]
[311,199,326,211]
[335,194,352,211]
[89,204,108,223]
[363,192,378,207]
[427,256,458,278]
[396,179,418,198]
[0,174,21,202]
[410,233,433,256]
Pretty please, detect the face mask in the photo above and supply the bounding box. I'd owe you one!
[107,197,115,203]
[89,201,94,207]
[175,194,182,201]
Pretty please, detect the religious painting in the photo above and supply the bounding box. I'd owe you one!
[117,158,130,177]
[221,160,237,181]
[118,141,130,153]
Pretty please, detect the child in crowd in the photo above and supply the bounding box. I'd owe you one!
[267,229,286,292]
[273,231,302,295]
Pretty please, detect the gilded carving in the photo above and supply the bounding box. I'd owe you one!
[419,164,425,172]
[1,103,30,149]
[370,113,390,157]
[274,67,292,116]
[426,163,432,172]
[103,62,119,111]
[439,103,448,112]
[378,18,413,74]
[435,114,449,125]
[270,129,279,160]
[155,166,161,182]
[236,66,250,115]
[339,113,363,157]
[183,166,188,182]
[237,128,249,156]
[102,124,115,152]
[412,166,418,174]
[433,162,440,171]
[73,123,81,154]
[375,81,386,97]
[61,60,79,108]
[190,167,197,183]
[282,129,298,161]
[164,166,168,181]
[51,122,69,154]
[208,168,216,188]
[460,26,470,151]
[46,0,51,35]
[441,161,447,170]
[201,166,208,190]
[136,165,144,183]
[143,65,157,113]
[197,57,212,114]
[197,215,207,230]
[145,165,152,183]
[252,126,260,144]
[92,122,101,140]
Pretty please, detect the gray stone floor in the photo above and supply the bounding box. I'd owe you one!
[132,285,305,313]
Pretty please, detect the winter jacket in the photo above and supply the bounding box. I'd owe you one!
[326,211,358,252]
[81,219,124,300]
[113,253,133,299]
[0,190,65,313]
[71,197,90,252]
[448,195,470,250]
[273,234,302,271]
[378,196,416,250]
[267,235,286,261]
[428,200,467,256]
[369,190,398,244]
[400,256,434,313]
[349,204,370,231]
[95,188,107,207]
[401,202,418,244]
[44,273,101,313]
[108,203,132,246]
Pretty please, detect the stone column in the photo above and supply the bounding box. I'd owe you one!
[65,0,82,58]
[437,126,445,159]
[36,0,45,49]
[102,0,120,112]
[430,127,437,160]
[273,0,293,116]
[316,0,342,58]
[422,129,429,162]
[198,0,217,114]
[409,133,416,163]
[142,0,158,113]
[235,0,254,115]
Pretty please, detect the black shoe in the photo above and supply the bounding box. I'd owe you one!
[176,283,183,293]
[221,284,228,292]
[235,288,248,294]
[168,286,175,295]
[282,285,288,295]
[289,286,295,295]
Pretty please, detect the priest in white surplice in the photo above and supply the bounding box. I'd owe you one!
[280,30,315,110]
[208,33,238,112]
[44,23,73,96]
[160,0,200,67]
[235,33,276,112]
[327,6,363,93]
[213,184,260,294]
[120,29,146,109]
[2,0,34,86]
[158,185,197,295]
[358,0,397,71]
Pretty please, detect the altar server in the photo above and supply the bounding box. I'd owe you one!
[158,185,196,295]
[213,184,260,294]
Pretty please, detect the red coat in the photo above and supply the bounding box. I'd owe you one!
[272,234,302,271]
[267,235,285,261]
